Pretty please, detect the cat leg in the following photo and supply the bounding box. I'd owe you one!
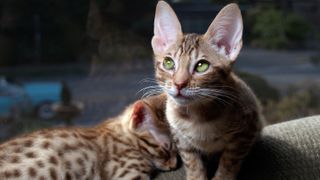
[179,150,207,180]
[212,131,257,180]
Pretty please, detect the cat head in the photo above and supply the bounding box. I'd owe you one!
[152,1,242,105]
[128,94,177,171]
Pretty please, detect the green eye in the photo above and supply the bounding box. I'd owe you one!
[163,57,175,70]
[195,60,210,73]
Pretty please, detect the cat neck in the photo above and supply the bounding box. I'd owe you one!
[168,98,227,121]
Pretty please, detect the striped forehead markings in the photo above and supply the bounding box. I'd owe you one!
[179,34,200,59]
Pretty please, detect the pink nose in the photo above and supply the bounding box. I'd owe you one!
[174,81,187,91]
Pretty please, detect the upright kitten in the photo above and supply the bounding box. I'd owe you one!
[0,94,177,180]
[151,1,264,180]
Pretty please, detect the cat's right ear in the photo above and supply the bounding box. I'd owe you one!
[151,1,182,55]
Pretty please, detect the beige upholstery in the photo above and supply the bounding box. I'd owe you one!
[155,115,320,180]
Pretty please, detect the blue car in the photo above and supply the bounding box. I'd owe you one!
[0,77,62,120]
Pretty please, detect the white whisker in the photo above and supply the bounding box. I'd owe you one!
[136,83,164,99]
[182,86,242,106]
[138,78,158,84]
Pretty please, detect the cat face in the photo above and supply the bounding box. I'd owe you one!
[129,95,177,171]
[144,94,177,171]
[152,1,243,105]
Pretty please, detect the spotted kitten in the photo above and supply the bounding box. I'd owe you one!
[0,94,177,180]
[151,1,264,180]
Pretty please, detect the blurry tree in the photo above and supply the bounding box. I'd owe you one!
[87,0,158,64]
[250,8,288,49]
[0,0,160,66]
[246,6,311,49]
[0,0,22,66]
[0,0,89,66]
[285,13,311,45]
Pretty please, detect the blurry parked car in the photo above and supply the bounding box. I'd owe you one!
[0,77,62,120]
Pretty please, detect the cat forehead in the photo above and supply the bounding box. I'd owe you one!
[167,33,222,61]
[181,34,201,49]
[171,34,201,54]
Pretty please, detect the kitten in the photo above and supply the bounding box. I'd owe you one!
[0,94,177,180]
[151,1,264,180]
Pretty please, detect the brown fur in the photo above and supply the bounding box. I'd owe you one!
[0,94,177,180]
[152,2,264,180]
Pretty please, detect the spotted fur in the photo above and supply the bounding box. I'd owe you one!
[151,2,264,180]
[0,94,177,180]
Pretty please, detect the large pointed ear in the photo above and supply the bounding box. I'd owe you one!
[129,101,146,130]
[151,1,183,55]
[129,100,171,147]
[203,3,243,62]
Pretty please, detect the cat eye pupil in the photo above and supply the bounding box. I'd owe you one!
[163,57,175,70]
[195,60,209,73]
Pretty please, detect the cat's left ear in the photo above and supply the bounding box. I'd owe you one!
[130,101,146,130]
[130,100,171,146]
[204,3,243,62]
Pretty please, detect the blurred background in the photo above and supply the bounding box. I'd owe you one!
[0,0,319,142]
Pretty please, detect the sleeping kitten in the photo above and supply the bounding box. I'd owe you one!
[151,1,264,180]
[0,94,177,180]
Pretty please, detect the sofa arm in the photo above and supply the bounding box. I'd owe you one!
[155,115,320,180]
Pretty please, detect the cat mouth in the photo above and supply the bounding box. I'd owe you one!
[165,89,194,104]
[176,93,190,99]
[171,90,190,99]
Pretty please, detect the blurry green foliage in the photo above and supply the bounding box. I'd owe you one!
[247,7,311,49]
[251,8,287,49]
[285,13,311,44]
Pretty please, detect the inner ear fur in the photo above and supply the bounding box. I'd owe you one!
[203,3,243,62]
[130,101,147,131]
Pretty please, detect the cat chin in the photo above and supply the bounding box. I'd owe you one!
[168,95,194,106]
